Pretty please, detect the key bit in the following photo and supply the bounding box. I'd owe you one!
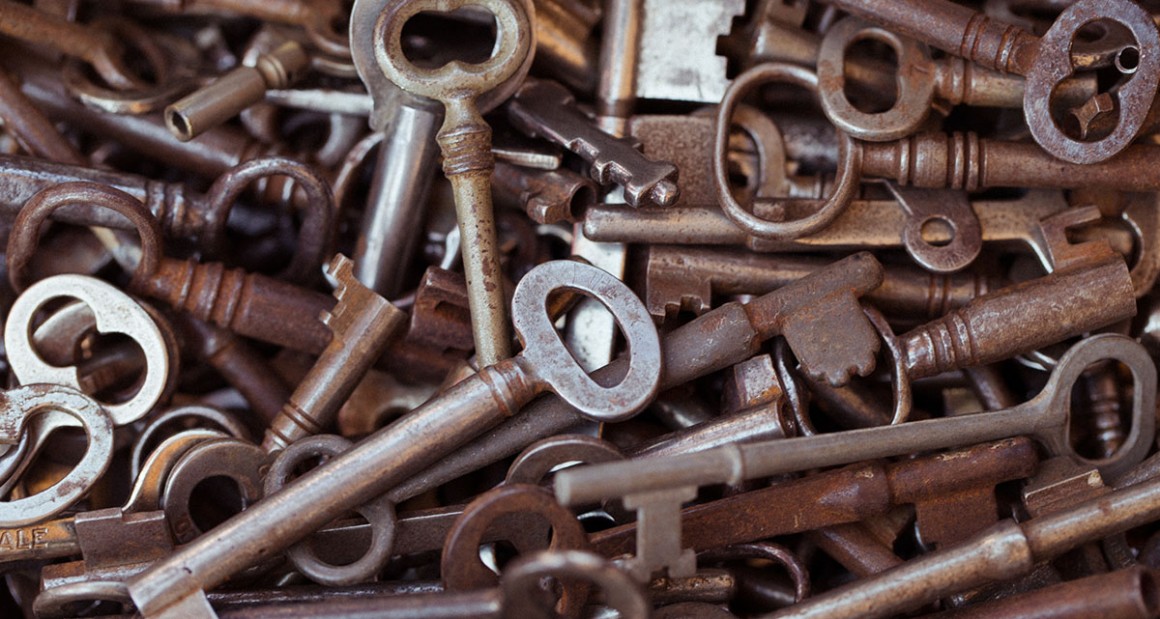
[262,254,408,452]
[506,79,680,207]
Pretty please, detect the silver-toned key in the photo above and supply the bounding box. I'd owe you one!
[126,260,663,618]
[506,79,680,207]
[556,333,1155,505]
[261,254,407,451]
[363,0,536,366]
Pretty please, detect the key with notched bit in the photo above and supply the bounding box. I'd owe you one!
[262,254,408,452]
[506,79,680,207]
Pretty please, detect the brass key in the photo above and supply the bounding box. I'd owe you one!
[371,0,534,366]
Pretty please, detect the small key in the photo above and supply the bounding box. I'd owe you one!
[556,333,1155,506]
[506,79,680,207]
[591,438,1037,559]
[821,0,1160,163]
[262,255,407,451]
[126,260,662,618]
[370,0,535,366]
[640,245,1000,323]
[582,189,1151,293]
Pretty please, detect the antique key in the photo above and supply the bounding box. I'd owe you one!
[557,334,1155,505]
[814,15,1096,142]
[506,79,680,207]
[370,0,535,366]
[0,1,148,90]
[126,259,662,618]
[821,0,1160,164]
[262,255,407,451]
[768,473,1160,619]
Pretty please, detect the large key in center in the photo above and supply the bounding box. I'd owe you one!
[366,0,536,366]
[126,260,663,618]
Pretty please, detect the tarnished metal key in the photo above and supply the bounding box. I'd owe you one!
[556,334,1155,506]
[382,252,884,507]
[261,255,407,451]
[370,0,535,366]
[766,472,1160,619]
[126,260,662,618]
[821,0,1160,164]
[0,1,145,90]
[506,79,680,207]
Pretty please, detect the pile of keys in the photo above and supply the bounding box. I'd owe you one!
[1,0,1160,617]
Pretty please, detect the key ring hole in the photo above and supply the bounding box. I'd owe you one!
[400,7,499,68]
[919,216,956,248]
[841,36,900,114]
[373,0,531,101]
[714,63,862,240]
[512,261,662,422]
[1067,359,1135,462]
[1026,0,1160,163]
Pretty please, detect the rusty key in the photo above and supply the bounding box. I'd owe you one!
[261,255,407,452]
[383,252,885,506]
[558,334,1156,507]
[126,259,662,618]
[371,0,535,367]
[820,0,1160,164]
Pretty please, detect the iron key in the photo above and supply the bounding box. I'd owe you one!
[125,259,662,618]
[371,0,534,366]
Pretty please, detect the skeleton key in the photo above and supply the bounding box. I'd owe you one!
[383,252,884,506]
[506,79,680,207]
[556,333,1155,507]
[814,16,1095,142]
[371,0,535,366]
[262,255,407,451]
[640,245,1000,323]
[0,1,146,90]
[820,0,1160,163]
[591,438,1037,563]
[126,259,662,618]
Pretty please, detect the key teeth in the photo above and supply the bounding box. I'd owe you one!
[326,254,356,284]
